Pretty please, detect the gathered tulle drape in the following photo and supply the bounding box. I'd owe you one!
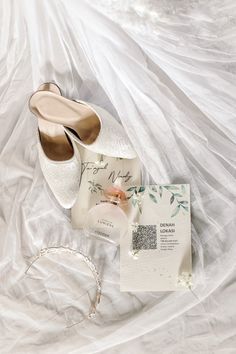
[0,1,236,353]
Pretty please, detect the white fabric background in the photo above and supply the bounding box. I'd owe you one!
[0,0,236,353]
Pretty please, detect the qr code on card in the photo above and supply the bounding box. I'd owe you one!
[132,225,157,250]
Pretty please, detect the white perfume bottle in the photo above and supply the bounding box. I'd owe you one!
[85,185,128,245]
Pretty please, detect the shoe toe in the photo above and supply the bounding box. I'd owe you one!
[38,143,81,209]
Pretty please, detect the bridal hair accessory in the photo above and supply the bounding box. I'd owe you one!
[25,246,101,321]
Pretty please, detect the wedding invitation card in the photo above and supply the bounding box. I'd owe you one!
[120,184,192,291]
[71,144,141,229]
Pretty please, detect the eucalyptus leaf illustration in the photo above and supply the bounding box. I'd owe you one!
[138,204,142,213]
[171,205,180,217]
[170,194,175,204]
[161,184,189,216]
[127,187,136,192]
[149,193,158,204]
[138,186,145,193]
[151,186,157,192]
[164,185,179,191]
[159,186,163,198]
[174,193,182,197]
[88,180,104,194]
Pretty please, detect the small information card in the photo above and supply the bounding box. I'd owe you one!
[120,184,192,292]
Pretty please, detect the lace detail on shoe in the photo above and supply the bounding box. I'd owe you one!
[38,142,81,208]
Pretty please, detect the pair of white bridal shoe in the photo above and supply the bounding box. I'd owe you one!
[29,83,136,209]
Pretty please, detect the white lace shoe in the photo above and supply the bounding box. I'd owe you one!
[37,138,81,209]
[29,89,137,159]
[29,83,81,209]
[65,100,136,159]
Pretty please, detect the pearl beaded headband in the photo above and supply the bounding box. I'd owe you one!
[25,246,101,321]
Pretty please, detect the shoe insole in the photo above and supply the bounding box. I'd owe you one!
[30,91,101,145]
[38,117,73,161]
[37,82,61,95]
[30,83,73,161]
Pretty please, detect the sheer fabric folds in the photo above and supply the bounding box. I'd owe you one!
[0,1,236,353]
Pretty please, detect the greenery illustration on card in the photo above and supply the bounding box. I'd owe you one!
[126,184,189,217]
[120,184,192,292]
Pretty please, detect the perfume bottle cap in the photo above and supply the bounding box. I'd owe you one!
[103,186,127,205]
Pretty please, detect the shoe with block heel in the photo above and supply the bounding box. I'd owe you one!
[29,83,81,209]
[29,86,137,159]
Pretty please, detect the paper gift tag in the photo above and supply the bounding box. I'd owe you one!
[120,184,192,292]
[71,144,141,229]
